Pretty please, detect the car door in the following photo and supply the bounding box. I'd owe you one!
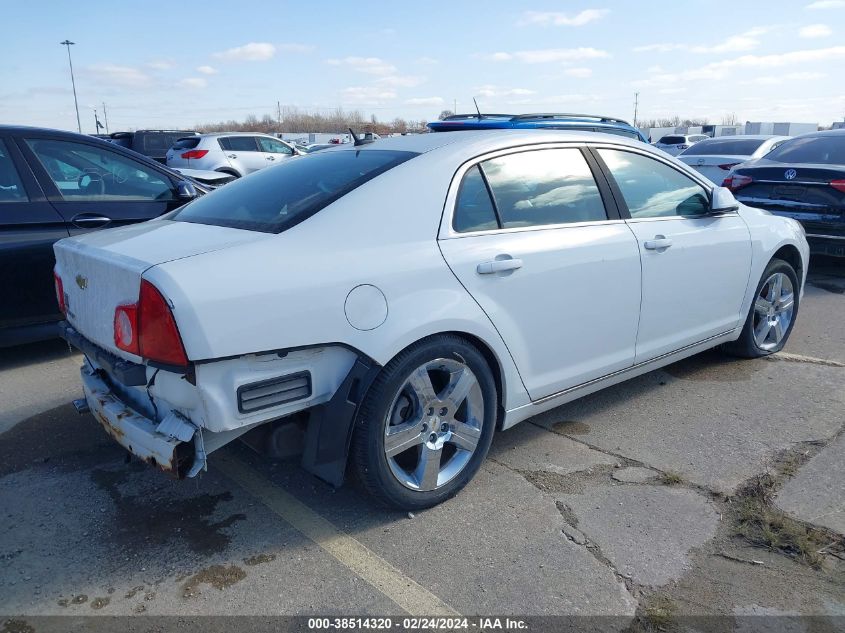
[594,146,752,363]
[17,135,184,235]
[438,145,642,401]
[0,135,69,334]
[257,136,296,167]
[219,136,267,174]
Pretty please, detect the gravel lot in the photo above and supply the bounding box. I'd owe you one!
[1,258,842,631]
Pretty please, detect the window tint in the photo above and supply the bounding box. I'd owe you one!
[764,135,845,164]
[172,149,417,233]
[258,137,293,154]
[680,138,766,156]
[0,139,28,202]
[659,135,686,145]
[453,166,498,233]
[172,137,200,150]
[480,148,607,228]
[26,138,176,202]
[598,149,710,218]
[221,136,259,152]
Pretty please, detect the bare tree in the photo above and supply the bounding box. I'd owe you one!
[438,110,454,120]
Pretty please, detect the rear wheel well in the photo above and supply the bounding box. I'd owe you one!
[772,245,803,288]
[215,168,241,178]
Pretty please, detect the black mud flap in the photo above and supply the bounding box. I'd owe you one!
[301,356,381,488]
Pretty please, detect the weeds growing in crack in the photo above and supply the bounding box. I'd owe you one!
[659,471,684,486]
[627,593,676,632]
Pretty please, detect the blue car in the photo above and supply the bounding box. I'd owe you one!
[427,113,647,142]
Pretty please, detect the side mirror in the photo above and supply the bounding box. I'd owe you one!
[176,180,198,200]
[710,186,739,214]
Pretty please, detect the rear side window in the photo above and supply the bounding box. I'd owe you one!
[142,133,191,152]
[659,136,686,145]
[764,135,845,164]
[680,139,765,156]
[453,166,498,233]
[172,149,417,233]
[598,149,709,218]
[219,136,259,152]
[0,139,28,202]
[480,148,607,228]
[172,137,200,150]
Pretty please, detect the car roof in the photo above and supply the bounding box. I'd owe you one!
[693,135,790,142]
[428,113,643,137]
[196,132,283,138]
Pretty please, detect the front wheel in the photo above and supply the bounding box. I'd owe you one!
[724,258,799,358]
[350,335,497,510]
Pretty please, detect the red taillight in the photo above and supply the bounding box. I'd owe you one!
[113,280,188,366]
[722,174,753,191]
[180,149,208,159]
[53,270,66,315]
[718,163,739,170]
[830,179,845,193]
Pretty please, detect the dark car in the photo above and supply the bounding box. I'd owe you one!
[109,129,198,164]
[0,125,208,346]
[427,113,648,142]
[723,130,845,257]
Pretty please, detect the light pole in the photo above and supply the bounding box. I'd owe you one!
[60,40,82,133]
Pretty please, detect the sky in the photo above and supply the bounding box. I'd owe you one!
[2,0,845,133]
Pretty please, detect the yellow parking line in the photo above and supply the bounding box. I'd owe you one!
[772,352,845,368]
[215,452,459,616]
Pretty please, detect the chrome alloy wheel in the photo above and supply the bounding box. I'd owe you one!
[383,358,484,491]
[752,272,795,351]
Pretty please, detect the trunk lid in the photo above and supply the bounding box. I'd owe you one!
[679,154,750,185]
[54,219,271,355]
[733,160,845,217]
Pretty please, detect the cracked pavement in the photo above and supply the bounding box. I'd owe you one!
[0,260,843,629]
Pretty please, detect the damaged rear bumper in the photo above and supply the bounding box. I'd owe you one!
[81,362,198,477]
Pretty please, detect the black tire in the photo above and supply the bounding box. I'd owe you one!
[350,335,498,510]
[723,257,800,358]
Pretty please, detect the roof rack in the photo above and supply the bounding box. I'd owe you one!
[509,113,633,125]
[441,113,512,121]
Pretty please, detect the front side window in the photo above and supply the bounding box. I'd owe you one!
[598,149,709,218]
[0,139,28,203]
[26,138,175,202]
[258,137,293,154]
[480,148,607,228]
[172,149,417,233]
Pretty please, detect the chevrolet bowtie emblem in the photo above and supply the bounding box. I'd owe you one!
[75,274,88,290]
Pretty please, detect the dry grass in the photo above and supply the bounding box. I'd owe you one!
[659,471,684,486]
[640,593,676,631]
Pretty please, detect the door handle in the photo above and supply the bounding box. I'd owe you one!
[227,154,237,159]
[266,156,275,161]
[71,214,112,229]
[477,258,523,274]
[643,235,673,251]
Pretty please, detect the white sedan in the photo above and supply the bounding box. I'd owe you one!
[54,130,809,509]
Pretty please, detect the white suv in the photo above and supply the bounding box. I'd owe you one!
[653,134,710,156]
[166,133,300,178]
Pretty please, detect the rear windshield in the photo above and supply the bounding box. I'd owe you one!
[764,135,845,164]
[172,137,200,150]
[658,136,686,145]
[171,149,417,233]
[681,138,765,156]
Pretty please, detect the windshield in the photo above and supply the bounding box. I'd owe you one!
[681,139,766,156]
[764,135,845,164]
[171,149,418,233]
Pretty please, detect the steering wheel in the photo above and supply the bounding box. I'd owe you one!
[77,172,106,196]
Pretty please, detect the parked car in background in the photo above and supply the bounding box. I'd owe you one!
[0,125,209,347]
[653,134,710,156]
[723,130,845,257]
[54,130,807,510]
[166,133,300,178]
[109,130,197,164]
[301,143,337,153]
[428,113,648,142]
[678,135,790,183]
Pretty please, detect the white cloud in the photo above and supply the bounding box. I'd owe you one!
[417,56,438,65]
[752,71,827,84]
[196,65,218,75]
[178,77,207,89]
[475,85,536,98]
[564,67,593,78]
[519,9,609,27]
[799,24,833,38]
[213,42,276,61]
[635,27,772,54]
[405,97,444,106]
[481,47,610,63]
[376,75,425,87]
[806,0,845,7]
[326,56,397,75]
[277,43,314,53]
[340,85,397,104]
[146,59,175,70]
[87,64,153,88]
